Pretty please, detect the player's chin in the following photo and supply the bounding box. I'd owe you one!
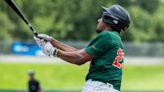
[96,29,102,33]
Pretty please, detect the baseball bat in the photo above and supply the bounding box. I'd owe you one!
[4,0,38,37]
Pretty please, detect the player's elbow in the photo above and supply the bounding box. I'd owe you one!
[73,60,85,66]
[75,61,86,66]
[73,55,87,66]
[74,61,86,66]
[74,63,82,66]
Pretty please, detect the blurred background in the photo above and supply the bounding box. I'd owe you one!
[0,0,164,92]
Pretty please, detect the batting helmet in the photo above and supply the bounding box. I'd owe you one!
[101,5,131,32]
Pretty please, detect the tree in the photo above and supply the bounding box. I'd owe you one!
[0,12,15,41]
[0,0,163,42]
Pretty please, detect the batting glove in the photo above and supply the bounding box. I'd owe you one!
[37,34,53,42]
[34,36,58,57]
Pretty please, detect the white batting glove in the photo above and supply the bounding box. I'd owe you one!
[34,36,46,48]
[41,42,56,56]
[34,36,58,57]
[37,34,53,42]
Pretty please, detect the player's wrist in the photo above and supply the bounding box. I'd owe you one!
[53,49,59,57]
[48,36,53,42]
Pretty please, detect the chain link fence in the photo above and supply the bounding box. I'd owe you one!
[0,40,164,57]
[124,42,164,57]
[0,40,12,54]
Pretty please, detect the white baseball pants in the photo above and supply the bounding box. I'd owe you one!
[82,79,120,92]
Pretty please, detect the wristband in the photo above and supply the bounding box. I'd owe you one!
[54,49,59,57]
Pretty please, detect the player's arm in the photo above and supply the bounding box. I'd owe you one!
[57,49,92,65]
[50,39,77,52]
[36,34,78,52]
[34,36,92,65]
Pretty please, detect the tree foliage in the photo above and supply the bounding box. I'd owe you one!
[0,0,163,42]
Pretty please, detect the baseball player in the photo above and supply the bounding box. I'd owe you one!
[28,70,41,92]
[34,4,131,92]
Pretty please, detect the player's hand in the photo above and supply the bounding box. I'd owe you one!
[34,36,57,57]
[34,36,46,48]
[37,34,53,42]
[41,42,56,57]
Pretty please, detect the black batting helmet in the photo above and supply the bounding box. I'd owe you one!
[101,5,131,32]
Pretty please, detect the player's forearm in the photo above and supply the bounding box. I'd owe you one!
[51,39,78,52]
[57,50,88,65]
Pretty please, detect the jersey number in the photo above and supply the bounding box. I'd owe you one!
[113,48,124,69]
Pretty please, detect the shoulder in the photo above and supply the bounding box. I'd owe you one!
[94,31,114,46]
[96,31,109,39]
[100,31,121,39]
[97,31,116,40]
[98,31,119,37]
[32,79,40,84]
[98,31,111,36]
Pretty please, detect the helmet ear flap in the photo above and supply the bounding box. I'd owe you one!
[113,19,118,25]
[102,12,116,25]
[102,13,121,32]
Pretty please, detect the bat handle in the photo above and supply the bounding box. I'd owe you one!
[27,23,46,41]
[34,32,38,37]
[33,31,47,42]
[28,23,38,37]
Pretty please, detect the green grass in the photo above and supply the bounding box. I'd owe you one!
[122,65,164,91]
[0,63,88,90]
[0,63,164,91]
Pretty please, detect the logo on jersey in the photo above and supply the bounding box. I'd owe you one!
[112,48,125,69]
[91,46,97,50]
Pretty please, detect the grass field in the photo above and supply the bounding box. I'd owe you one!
[0,63,164,91]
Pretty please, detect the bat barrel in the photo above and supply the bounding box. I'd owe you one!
[4,0,39,36]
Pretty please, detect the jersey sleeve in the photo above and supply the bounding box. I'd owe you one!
[85,32,112,59]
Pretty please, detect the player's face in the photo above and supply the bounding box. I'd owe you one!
[96,18,106,33]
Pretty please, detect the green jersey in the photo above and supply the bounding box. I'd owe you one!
[85,31,125,91]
